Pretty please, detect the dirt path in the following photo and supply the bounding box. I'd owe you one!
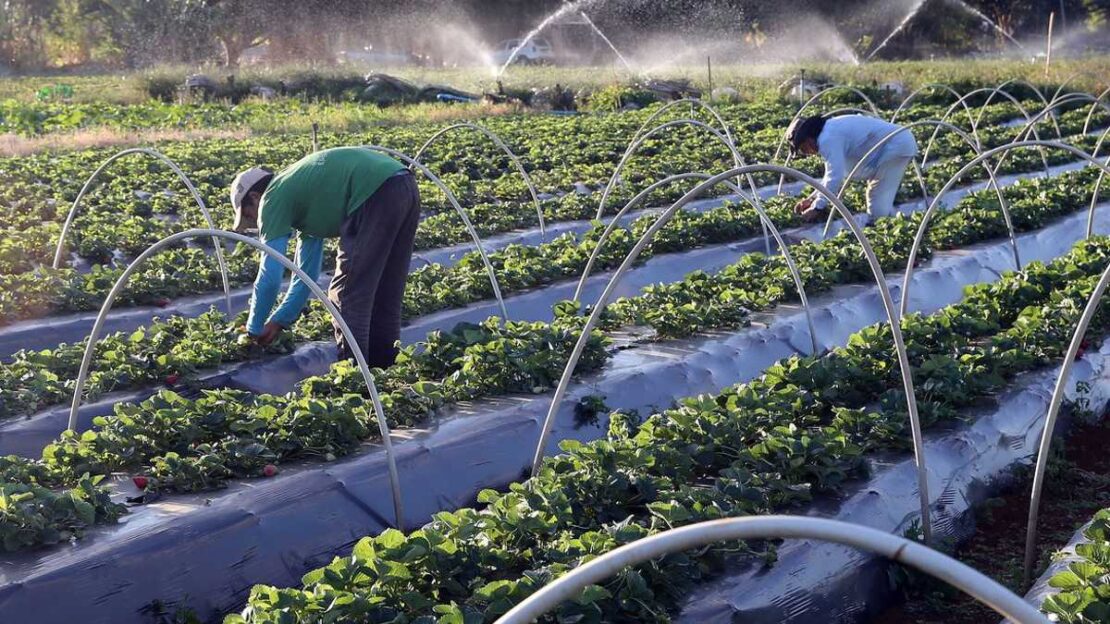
[872,410,1110,623]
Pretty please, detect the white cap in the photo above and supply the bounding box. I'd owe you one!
[229,167,271,231]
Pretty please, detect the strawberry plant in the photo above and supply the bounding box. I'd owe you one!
[227,237,1110,623]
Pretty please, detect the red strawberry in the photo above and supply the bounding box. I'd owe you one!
[263,464,278,477]
[164,374,180,386]
[132,475,149,490]
[153,297,171,308]
[1076,339,1091,360]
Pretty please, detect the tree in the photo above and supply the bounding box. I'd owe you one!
[202,0,270,67]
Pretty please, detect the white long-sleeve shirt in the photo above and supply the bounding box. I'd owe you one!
[810,115,918,210]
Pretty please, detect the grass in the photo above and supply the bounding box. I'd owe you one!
[0,127,249,157]
[3,57,1110,106]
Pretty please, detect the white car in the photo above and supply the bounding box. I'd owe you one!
[491,38,556,66]
[336,48,413,67]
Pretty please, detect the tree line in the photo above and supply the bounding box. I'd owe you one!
[1,0,1108,72]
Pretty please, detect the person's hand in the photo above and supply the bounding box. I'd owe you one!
[254,321,284,346]
[793,197,814,214]
[801,207,827,223]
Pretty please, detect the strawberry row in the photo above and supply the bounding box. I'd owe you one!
[226,236,1110,623]
[3,148,1106,554]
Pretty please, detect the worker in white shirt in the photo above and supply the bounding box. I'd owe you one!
[786,114,918,222]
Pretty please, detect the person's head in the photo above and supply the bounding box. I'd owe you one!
[785,115,828,157]
[229,167,274,233]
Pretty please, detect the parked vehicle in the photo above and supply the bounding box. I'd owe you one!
[491,37,556,65]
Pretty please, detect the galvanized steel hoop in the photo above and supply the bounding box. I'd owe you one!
[532,164,934,544]
[65,228,406,530]
[413,122,546,242]
[53,148,233,316]
[361,144,510,321]
[900,140,1110,319]
[594,118,771,253]
[494,516,1050,624]
[570,171,820,354]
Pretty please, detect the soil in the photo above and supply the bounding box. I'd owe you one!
[872,411,1110,623]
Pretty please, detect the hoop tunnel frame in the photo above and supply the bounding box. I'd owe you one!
[1023,258,1110,583]
[53,148,233,316]
[530,164,935,544]
[64,228,405,529]
[412,122,546,242]
[922,86,1049,174]
[570,171,821,354]
[593,118,771,253]
[494,516,1050,624]
[900,140,1110,318]
[889,82,975,129]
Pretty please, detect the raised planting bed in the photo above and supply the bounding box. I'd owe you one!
[0,154,1095,433]
[0,98,1083,346]
[216,235,1110,623]
[1023,509,1110,622]
[676,341,1110,623]
[3,202,1110,623]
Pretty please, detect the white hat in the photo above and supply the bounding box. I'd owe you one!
[229,167,272,231]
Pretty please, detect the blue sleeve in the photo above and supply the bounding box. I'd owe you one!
[246,235,291,336]
[270,236,324,328]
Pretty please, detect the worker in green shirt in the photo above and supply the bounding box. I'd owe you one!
[230,147,420,367]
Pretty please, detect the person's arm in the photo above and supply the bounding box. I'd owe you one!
[811,136,847,211]
[269,235,324,328]
[246,234,291,336]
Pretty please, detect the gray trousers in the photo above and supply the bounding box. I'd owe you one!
[329,171,420,367]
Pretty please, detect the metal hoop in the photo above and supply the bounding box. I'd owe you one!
[52,148,232,316]
[1023,260,1110,583]
[361,144,509,321]
[820,119,1020,273]
[412,123,546,242]
[531,164,933,543]
[594,118,770,254]
[889,82,973,128]
[1085,125,1110,239]
[571,171,820,354]
[494,516,1050,624]
[64,229,404,529]
[925,87,1048,173]
[901,140,1110,318]
[1048,71,1106,106]
[1013,92,1110,145]
[1082,86,1110,136]
[632,98,737,151]
[976,79,1061,139]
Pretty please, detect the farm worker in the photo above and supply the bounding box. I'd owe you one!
[230,147,420,368]
[786,114,918,222]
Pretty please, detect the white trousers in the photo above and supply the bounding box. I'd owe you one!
[865,154,914,218]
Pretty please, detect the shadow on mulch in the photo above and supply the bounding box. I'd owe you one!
[873,412,1110,624]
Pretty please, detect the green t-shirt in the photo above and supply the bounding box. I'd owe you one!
[258,147,405,242]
